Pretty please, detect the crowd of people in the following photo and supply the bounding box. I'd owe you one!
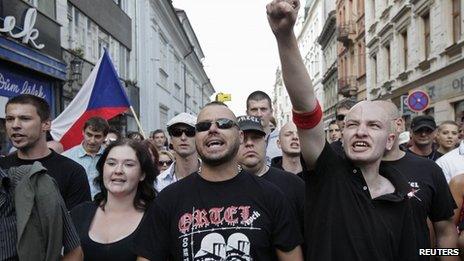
[1,0,464,260]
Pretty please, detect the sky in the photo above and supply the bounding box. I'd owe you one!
[172,0,280,116]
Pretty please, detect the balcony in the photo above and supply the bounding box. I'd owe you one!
[337,23,355,46]
[338,76,358,97]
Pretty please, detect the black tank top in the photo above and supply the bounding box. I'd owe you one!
[70,202,145,261]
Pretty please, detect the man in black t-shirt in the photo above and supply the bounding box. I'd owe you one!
[268,1,416,260]
[133,102,303,261]
[408,115,442,161]
[0,94,90,210]
[380,101,458,259]
[237,115,304,234]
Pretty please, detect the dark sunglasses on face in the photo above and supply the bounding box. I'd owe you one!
[336,114,345,121]
[169,127,196,137]
[158,160,173,166]
[195,118,238,132]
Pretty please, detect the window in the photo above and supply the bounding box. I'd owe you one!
[372,0,376,19]
[358,0,365,16]
[159,106,168,130]
[385,44,391,78]
[423,12,431,59]
[119,47,127,79]
[453,0,462,43]
[174,83,181,99]
[358,43,366,77]
[372,54,378,84]
[159,69,168,88]
[402,31,408,70]
[159,34,168,70]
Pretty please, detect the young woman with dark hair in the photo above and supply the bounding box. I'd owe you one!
[70,139,157,260]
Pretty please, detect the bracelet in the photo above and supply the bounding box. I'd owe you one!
[292,100,323,129]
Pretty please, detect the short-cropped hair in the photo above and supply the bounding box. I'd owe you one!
[6,94,50,121]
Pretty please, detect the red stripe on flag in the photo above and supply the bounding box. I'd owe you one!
[60,107,128,151]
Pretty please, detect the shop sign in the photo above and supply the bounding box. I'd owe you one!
[0,64,52,105]
[419,68,464,103]
[0,8,44,50]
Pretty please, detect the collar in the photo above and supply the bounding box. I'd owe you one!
[158,162,176,180]
[77,143,104,158]
[346,160,410,202]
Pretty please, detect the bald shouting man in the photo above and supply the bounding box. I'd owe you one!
[267,0,417,259]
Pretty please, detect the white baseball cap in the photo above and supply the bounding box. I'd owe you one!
[166,112,197,129]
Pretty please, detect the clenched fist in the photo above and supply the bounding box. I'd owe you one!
[266,0,299,38]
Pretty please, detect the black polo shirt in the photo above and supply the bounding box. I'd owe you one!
[305,142,417,261]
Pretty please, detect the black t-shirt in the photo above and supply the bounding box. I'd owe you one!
[270,156,306,179]
[0,150,91,209]
[262,166,304,234]
[381,152,456,252]
[329,139,345,158]
[407,148,442,161]
[305,142,417,261]
[133,171,302,261]
[70,202,142,261]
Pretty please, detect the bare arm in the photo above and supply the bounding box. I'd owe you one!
[433,219,459,260]
[276,246,304,261]
[267,0,325,168]
[62,246,83,261]
[136,257,150,261]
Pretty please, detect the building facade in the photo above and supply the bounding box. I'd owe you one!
[365,0,463,123]
[318,1,338,124]
[273,0,325,128]
[336,0,367,101]
[56,0,136,133]
[135,0,214,133]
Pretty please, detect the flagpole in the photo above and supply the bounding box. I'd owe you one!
[129,106,147,139]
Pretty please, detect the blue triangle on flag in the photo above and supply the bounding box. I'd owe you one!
[87,49,131,110]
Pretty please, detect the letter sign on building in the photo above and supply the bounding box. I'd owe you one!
[0,8,44,49]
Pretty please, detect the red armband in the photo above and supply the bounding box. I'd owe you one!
[292,100,323,129]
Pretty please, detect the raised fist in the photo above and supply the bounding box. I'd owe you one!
[266,0,299,37]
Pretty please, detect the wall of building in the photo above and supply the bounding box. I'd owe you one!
[365,0,464,123]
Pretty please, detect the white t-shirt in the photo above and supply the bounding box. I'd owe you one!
[436,141,464,183]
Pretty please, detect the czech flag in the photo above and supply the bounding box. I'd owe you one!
[51,49,131,150]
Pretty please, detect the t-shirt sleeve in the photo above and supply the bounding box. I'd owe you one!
[269,186,303,252]
[311,141,342,179]
[133,200,171,260]
[65,164,91,210]
[429,164,457,222]
[62,204,81,253]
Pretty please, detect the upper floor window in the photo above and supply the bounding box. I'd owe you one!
[453,0,462,43]
[422,12,431,59]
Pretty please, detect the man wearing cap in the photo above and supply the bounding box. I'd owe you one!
[408,115,441,161]
[155,112,200,192]
[237,115,304,235]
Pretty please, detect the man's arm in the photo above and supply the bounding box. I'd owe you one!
[433,219,459,260]
[276,246,304,261]
[136,257,149,261]
[62,246,83,261]
[267,0,325,168]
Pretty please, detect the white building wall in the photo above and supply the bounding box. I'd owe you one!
[365,0,464,122]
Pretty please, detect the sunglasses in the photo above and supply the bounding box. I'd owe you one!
[169,127,196,137]
[195,118,238,132]
[158,160,173,166]
[336,114,345,121]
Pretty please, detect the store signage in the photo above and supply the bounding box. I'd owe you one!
[0,65,52,105]
[0,8,44,50]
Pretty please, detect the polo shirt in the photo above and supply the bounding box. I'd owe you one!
[63,144,104,198]
[436,141,464,183]
[305,142,417,261]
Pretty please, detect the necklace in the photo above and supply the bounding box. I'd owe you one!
[198,164,242,176]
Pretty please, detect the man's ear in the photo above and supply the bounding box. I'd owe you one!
[385,133,396,151]
[239,130,244,144]
[42,119,51,132]
[277,138,282,149]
